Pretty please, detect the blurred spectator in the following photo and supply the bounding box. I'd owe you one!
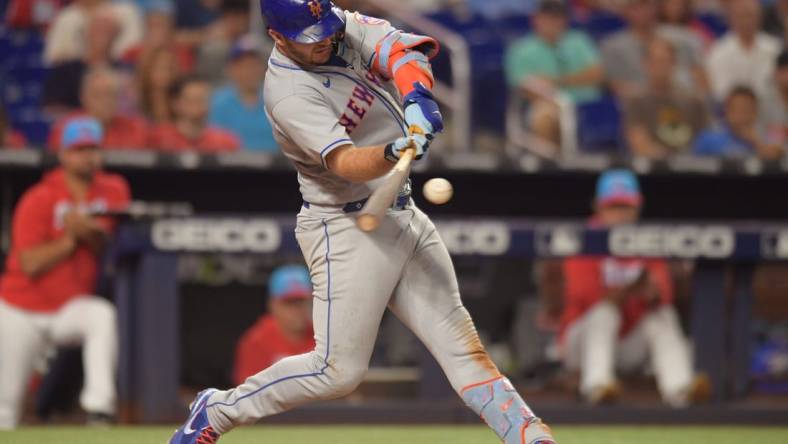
[43,0,142,65]
[505,0,603,148]
[657,0,715,49]
[762,0,788,42]
[624,38,709,158]
[175,0,221,30]
[149,75,240,152]
[233,265,314,386]
[764,50,788,150]
[209,35,276,151]
[5,0,61,28]
[43,9,125,113]
[136,46,181,124]
[601,0,701,98]
[558,170,708,407]
[656,0,711,93]
[195,0,250,85]
[467,0,537,19]
[0,107,29,149]
[693,86,783,159]
[706,0,782,105]
[49,68,150,150]
[121,5,195,73]
[0,117,130,429]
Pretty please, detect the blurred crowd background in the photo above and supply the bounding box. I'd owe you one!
[1,0,788,428]
[0,0,785,158]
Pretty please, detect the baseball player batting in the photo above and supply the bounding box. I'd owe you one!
[170,2,556,443]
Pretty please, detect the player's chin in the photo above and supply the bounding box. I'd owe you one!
[312,49,332,65]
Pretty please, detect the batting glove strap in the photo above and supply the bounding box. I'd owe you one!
[384,143,400,163]
[384,134,430,163]
[403,82,444,135]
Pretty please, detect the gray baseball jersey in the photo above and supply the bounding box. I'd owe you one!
[263,11,408,205]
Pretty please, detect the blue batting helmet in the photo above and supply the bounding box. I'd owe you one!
[261,0,346,44]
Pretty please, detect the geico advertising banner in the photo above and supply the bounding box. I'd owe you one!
[146,217,786,260]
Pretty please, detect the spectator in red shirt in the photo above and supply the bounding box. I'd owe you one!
[233,265,315,385]
[1,107,28,149]
[49,68,150,150]
[150,75,240,152]
[0,117,131,429]
[559,169,708,407]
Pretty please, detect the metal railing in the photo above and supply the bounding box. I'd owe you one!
[505,80,578,159]
[365,0,473,152]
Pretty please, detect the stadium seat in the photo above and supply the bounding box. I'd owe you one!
[1,27,48,146]
[582,11,627,41]
[497,14,531,43]
[576,96,623,153]
[696,13,728,37]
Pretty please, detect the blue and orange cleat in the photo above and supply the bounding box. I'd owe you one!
[169,388,221,444]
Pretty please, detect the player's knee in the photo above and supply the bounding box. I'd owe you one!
[586,301,621,329]
[643,305,681,334]
[325,363,367,398]
[84,298,117,331]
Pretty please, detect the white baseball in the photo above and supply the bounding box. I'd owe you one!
[423,178,453,205]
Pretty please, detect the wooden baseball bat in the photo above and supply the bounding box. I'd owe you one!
[356,126,422,232]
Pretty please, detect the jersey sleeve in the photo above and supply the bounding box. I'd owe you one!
[12,188,53,250]
[342,10,438,94]
[269,94,353,168]
[341,11,399,71]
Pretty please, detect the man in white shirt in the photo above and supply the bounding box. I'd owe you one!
[706,0,782,105]
[44,0,143,65]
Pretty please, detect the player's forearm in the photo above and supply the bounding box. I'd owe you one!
[325,144,393,183]
[18,235,77,278]
[557,65,603,87]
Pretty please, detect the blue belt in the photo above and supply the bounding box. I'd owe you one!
[304,193,410,213]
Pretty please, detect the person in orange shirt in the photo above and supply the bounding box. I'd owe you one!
[149,75,240,152]
[0,117,131,429]
[233,265,315,386]
[48,67,150,150]
[559,169,708,407]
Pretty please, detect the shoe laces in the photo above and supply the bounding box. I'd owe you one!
[195,426,220,444]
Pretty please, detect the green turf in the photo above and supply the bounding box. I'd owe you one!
[2,425,788,444]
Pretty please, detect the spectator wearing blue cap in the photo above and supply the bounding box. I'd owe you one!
[209,35,278,152]
[541,170,709,407]
[233,265,315,385]
[0,117,130,428]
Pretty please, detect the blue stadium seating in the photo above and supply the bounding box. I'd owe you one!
[0,25,50,146]
[696,13,728,37]
[576,96,623,153]
[580,11,627,41]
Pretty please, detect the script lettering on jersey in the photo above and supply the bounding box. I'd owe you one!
[53,199,108,229]
[364,70,384,88]
[338,84,376,134]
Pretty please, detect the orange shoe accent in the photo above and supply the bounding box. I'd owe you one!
[501,397,515,412]
[460,375,505,396]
